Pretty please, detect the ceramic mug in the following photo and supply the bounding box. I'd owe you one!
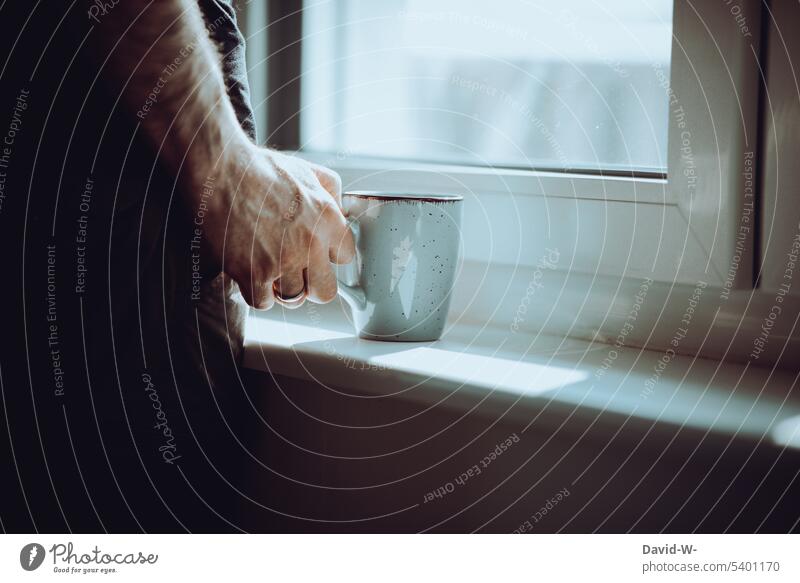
[336,191,463,341]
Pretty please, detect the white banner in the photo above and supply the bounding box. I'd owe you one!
[0,534,796,582]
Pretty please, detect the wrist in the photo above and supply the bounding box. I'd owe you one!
[182,106,252,198]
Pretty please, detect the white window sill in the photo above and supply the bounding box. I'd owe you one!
[290,151,800,367]
[243,303,800,451]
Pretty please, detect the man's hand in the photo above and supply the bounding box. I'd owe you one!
[94,0,354,310]
[206,141,355,310]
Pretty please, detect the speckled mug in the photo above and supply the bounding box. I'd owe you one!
[336,191,463,341]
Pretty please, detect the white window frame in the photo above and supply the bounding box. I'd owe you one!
[268,0,762,286]
[241,1,800,366]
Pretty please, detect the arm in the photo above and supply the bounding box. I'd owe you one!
[94,0,353,308]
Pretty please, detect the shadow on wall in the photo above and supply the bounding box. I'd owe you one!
[222,370,800,533]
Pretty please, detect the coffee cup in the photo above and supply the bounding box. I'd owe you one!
[336,190,463,341]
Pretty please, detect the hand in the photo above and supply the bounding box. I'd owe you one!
[198,139,355,310]
[95,0,354,309]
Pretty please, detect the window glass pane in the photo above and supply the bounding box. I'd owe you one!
[301,0,673,172]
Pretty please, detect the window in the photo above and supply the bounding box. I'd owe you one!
[245,0,763,291]
[242,0,763,287]
[300,0,673,174]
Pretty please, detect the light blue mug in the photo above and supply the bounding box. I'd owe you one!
[336,191,463,341]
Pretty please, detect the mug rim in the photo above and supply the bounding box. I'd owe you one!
[344,190,463,202]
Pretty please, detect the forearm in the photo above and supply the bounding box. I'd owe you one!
[93,0,354,309]
[95,0,247,190]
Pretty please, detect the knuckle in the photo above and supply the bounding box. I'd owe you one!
[325,170,342,195]
[232,266,255,291]
[320,199,341,223]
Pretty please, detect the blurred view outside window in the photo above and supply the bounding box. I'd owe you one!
[301,0,673,173]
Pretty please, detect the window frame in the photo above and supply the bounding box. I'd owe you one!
[252,0,762,287]
[239,1,800,367]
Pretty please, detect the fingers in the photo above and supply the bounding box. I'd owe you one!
[238,274,275,311]
[243,233,343,309]
[275,270,306,300]
[308,162,354,264]
[325,205,356,265]
[273,271,306,310]
[310,163,343,208]
[231,157,353,310]
[306,239,338,304]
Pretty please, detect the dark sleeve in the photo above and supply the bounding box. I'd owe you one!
[198,0,258,142]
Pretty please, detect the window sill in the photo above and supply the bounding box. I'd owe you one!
[243,303,800,451]
[286,152,800,366]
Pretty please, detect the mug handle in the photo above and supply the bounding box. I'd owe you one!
[336,219,366,309]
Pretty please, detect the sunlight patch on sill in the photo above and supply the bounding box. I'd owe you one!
[371,346,588,397]
[772,415,800,451]
[245,312,589,397]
